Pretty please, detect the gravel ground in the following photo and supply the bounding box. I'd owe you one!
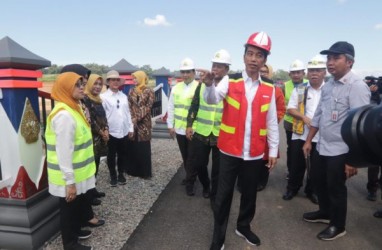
[43,138,181,250]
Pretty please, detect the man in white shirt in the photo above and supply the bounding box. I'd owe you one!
[202,32,279,250]
[101,70,133,187]
[282,55,326,204]
[167,58,199,195]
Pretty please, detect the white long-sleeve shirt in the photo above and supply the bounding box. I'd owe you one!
[204,72,279,160]
[166,80,198,135]
[101,89,133,138]
[48,110,95,197]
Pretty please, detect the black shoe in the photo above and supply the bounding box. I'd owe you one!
[110,178,117,187]
[203,187,210,199]
[373,209,382,218]
[257,185,265,191]
[85,219,105,228]
[118,175,127,185]
[235,228,260,246]
[282,190,296,200]
[306,193,318,204]
[186,185,195,196]
[78,230,92,240]
[367,192,377,201]
[95,189,105,198]
[90,198,101,206]
[317,225,346,240]
[303,210,330,224]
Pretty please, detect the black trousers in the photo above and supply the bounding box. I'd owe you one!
[285,130,293,174]
[186,136,220,196]
[311,151,347,229]
[367,166,382,193]
[176,134,192,175]
[211,153,262,246]
[60,194,92,248]
[107,135,128,179]
[287,139,316,194]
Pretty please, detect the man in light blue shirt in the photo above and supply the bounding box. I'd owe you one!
[302,41,370,241]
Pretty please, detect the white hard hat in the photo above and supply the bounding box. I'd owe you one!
[289,59,305,72]
[180,57,195,70]
[211,49,231,65]
[307,55,326,69]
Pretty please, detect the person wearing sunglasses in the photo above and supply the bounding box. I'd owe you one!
[101,70,133,187]
[46,72,96,250]
[60,64,106,229]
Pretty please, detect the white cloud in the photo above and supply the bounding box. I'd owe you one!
[143,15,171,27]
[375,23,382,30]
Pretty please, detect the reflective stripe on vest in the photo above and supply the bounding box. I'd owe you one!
[45,102,96,186]
[194,84,223,136]
[172,80,198,130]
[284,79,308,123]
[218,77,274,157]
[284,80,295,123]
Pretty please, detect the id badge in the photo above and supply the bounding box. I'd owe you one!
[331,110,338,122]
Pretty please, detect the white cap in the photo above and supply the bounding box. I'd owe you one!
[307,55,326,69]
[289,59,305,72]
[211,49,231,65]
[180,57,195,70]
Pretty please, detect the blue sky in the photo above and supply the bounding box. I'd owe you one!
[1,0,381,76]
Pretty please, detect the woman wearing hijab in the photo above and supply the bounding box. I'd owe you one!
[126,70,155,178]
[60,64,106,227]
[83,74,109,205]
[45,72,95,250]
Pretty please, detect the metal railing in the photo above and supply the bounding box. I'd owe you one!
[38,90,54,131]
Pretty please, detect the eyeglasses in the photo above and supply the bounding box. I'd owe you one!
[75,81,86,88]
[117,99,120,109]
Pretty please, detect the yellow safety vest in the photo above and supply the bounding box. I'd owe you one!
[292,85,308,135]
[194,84,223,136]
[45,102,96,186]
[284,79,308,123]
[172,80,198,130]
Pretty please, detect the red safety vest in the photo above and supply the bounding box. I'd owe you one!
[218,75,274,157]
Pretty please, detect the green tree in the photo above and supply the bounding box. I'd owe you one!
[273,69,290,81]
[140,65,153,77]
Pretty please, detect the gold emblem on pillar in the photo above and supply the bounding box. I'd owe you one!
[20,98,40,144]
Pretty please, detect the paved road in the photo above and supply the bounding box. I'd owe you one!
[123,130,382,250]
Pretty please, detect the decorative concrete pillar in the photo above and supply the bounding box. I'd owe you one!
[0,36,59,250]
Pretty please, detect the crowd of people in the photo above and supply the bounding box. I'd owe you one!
[46,66,154,250]
[45,30,381,250]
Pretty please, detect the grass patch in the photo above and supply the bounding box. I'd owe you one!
[39,74,57,82]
